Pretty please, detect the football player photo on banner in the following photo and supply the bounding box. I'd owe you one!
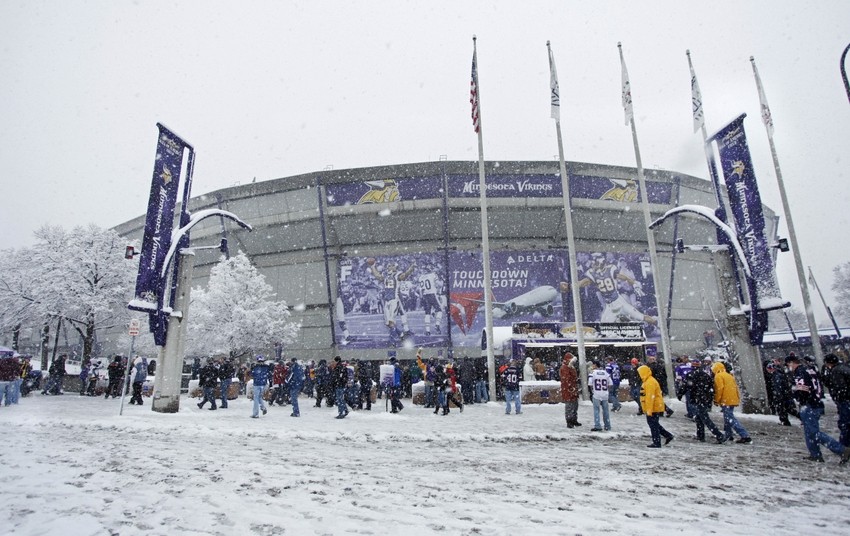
[335,253,447,348]
[568,251,660,340]
[449,250,565,347]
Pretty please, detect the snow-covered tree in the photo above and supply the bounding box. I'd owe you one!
[0,247,42,350]
[832,261,850,324]
[31,225,135,360]
[188,252,299,360]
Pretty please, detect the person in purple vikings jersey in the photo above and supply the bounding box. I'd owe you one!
[573,253,657,326]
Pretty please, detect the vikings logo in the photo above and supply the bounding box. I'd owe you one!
[731,160,745,178]
[357,179,400,204]
[160,166,173,185]
[601,178,638,203]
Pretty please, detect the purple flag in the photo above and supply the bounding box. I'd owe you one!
[709,114,784,310]
[128,124,189,315]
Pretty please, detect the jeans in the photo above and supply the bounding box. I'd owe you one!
[335,387,347,416]
[219,379,232,408]
[437,389,447,411]
[475,380,489,403]
[720,406,749,440]
[836,400,850,448]
[504,389,521,414]
[0,381,10,405]
[199,386,216,409]
[290,387,301,416]
[10,378,22,404]
[646,413,673,446]
[630,385,641,411]
[607,385,621,411]
[799,405,845,458]
[424,383,434,407]
[592,398,611,430]
[252,385,267,417]
[684,391,696,417]
[693,406,723,440]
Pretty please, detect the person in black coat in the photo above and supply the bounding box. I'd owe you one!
[104,356,123,399]
[766,361,797,426]
[680,359,725,443]
[357,360,373,410]
[823,353,850,448]
[331,356,349,419]
[197,360,219,410]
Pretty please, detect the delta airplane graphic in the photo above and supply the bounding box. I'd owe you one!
[450,285,559,334]
[491,285,559,318]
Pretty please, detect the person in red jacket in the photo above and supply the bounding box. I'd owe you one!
[444,363,464,413]
[560,353,581,428]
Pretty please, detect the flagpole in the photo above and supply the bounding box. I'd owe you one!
[618,43,676,395]
[547,42,589,398]
[750,56,824,367]
[471,36,497,399]
[808,267,842,338]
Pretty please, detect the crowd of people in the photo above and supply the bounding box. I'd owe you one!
[3,345,849,464]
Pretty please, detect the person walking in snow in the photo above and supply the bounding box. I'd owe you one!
[605,355,622,412]
[711,362,752,444]
[679,358,725,443]
[639,364,674,448]
[357,360,373,411]
[287,358,305,417]
[218,358,235,409]
[647,354,673,418]
[129,356,148,406]
[443,362,463,414]
[250,356,272,418]
[104,356,123,399]
[197,359,219,410]
[331,356,349,419]
[560,353,581,428]
[786,354,850,464]
[822,353,850,448]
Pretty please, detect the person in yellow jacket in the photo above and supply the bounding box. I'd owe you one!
[712,362,752,444]
[638,365,674,448]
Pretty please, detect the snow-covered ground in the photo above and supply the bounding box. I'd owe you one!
[2,394,849,536]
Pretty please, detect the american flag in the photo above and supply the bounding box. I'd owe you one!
[470,49,480,133]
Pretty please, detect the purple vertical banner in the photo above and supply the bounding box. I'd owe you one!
[128,124,188,322]
[709,114,783,310]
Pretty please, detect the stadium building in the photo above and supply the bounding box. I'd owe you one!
[113,160,779,364]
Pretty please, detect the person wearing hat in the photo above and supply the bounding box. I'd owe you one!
[766,360,796,426]
[786,353,850,463]
[287,358,305,417]
[501,359,522,415]
[822,354,850,448]
[680,358,725,443]
[560,353,581,428]
[387,356,405,414]
[638,364,674,447]
[250,356,272,418]
[218,358,236,409]
[197,358,219,411]
[711,362,752,444]
[331,356,349,419]
[104,355,123,399]
[623,357,643,414]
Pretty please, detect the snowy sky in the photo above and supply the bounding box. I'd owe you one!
[1,1,848,316]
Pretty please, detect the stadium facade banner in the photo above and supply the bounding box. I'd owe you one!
[709,114,783,309]
[333,248,660,350]
[324,174,672,207]
[128,124,189,314]
[335,252,447,349]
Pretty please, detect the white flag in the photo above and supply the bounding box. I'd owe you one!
[619,47,633,126]
[689,62,704,133]
[751,57,774,136]
[548,44,560,121]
